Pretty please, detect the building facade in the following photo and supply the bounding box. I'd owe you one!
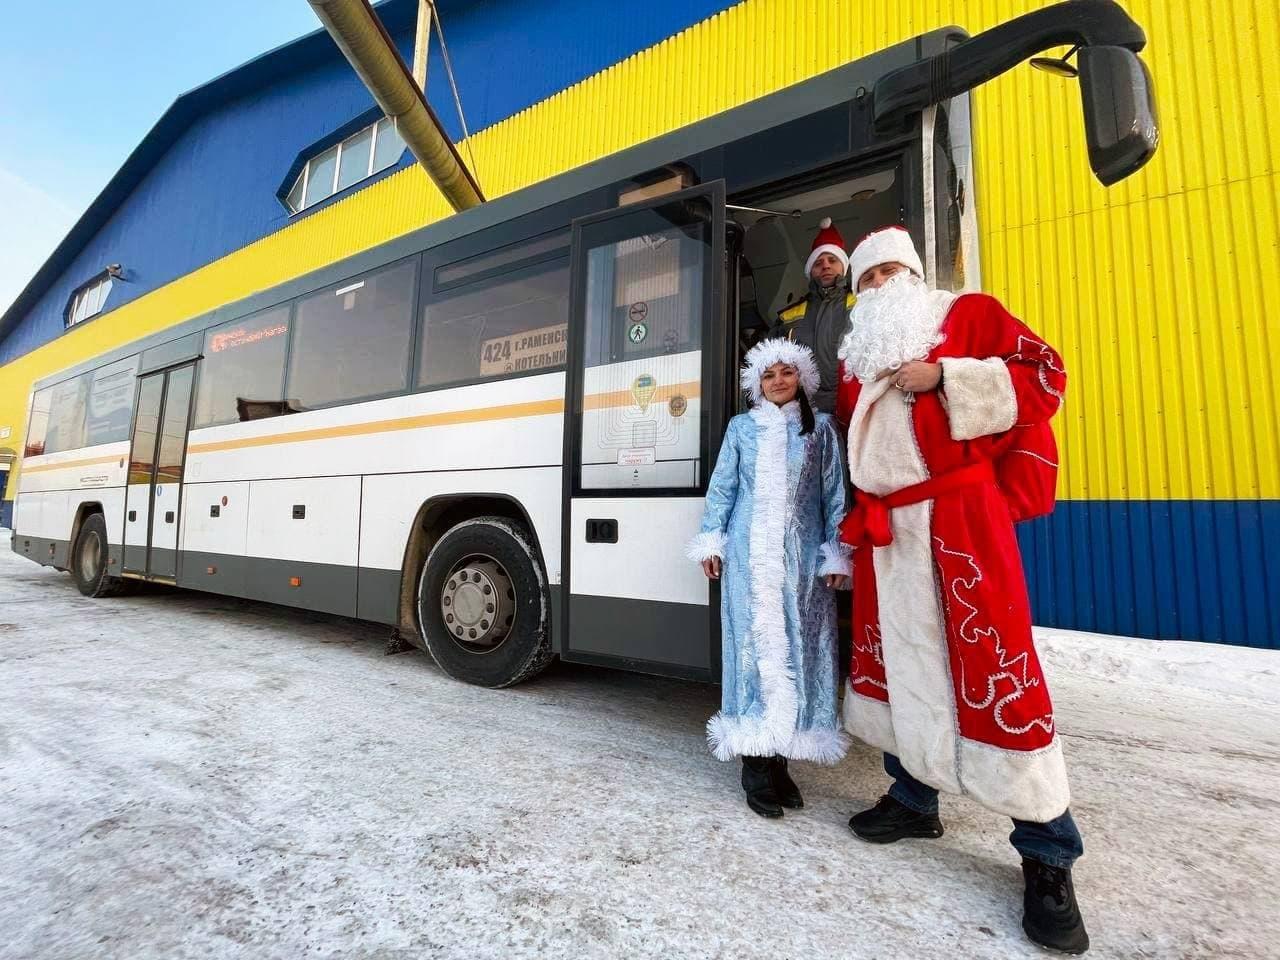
[1,0,1276,647]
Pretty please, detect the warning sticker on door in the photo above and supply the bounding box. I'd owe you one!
[617,448,656,466]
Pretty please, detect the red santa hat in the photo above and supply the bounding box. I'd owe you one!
[847,225,926,288]
[803,217,850,278]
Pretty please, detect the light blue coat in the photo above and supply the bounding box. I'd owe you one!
[687,400,850,763]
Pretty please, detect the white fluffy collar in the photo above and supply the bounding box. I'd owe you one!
[750,399,802,426]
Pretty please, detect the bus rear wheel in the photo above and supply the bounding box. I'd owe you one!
[417,516,553,688]
[72,513,127,598]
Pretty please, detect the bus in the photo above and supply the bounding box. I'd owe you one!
[10,4,1157,688]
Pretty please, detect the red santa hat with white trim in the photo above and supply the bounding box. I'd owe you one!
[847,225,926,287]
[803,217,850,278]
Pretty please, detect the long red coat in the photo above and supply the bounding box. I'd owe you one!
[835,292,1071,822]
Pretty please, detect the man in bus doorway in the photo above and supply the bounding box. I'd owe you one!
[833,226,1089,955]
[771,216,854,414]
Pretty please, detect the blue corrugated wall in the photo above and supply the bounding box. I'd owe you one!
[1018,501,1280,648]
[0,0,739,365]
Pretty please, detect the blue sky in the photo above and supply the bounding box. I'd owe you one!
[0,2,326,315]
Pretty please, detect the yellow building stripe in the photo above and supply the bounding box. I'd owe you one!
[2,1,1278,500]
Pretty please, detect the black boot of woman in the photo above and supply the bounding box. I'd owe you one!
[741,756,783,817]
[770,756,804,809]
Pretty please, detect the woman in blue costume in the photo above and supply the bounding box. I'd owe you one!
[687,340,852,818]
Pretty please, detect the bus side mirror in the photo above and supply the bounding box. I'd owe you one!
[1078,45,1159,186]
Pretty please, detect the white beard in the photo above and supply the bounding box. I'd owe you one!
[838,273,951,383]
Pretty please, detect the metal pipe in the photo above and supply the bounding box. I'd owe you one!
[308,0,483,211]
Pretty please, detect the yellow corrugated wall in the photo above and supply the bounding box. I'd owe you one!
[2,0,1277,506]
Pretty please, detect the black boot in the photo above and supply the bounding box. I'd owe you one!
[741,756,783,818]
[848,795,944,843]
[769,756,803,809]
[1021,858,1090,955]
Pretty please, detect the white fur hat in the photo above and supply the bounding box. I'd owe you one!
[847,226,925,288]
[740,339,821,406]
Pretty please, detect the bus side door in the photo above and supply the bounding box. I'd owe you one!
[562,180,729,680]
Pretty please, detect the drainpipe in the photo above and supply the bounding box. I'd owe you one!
[307,0,483,212]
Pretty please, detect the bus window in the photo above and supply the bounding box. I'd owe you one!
[418,259,569,389]
[929,94,980,292]
[23,387,53,457]
[43,376,89,454]
[287,259,417,410]
[84,356,140,446]
[194,305,291,428]
[582,223,705,369]
[434,231,568,288]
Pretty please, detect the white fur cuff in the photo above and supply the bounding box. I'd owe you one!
[685,529,727,562]
[817,539,853,579]
[940,356,1018,441]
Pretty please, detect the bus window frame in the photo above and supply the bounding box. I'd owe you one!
[193,302,296,430]
[414,250,572,395]
[432,229,570,293]
[564,179,728,500]
[281,253,422,415]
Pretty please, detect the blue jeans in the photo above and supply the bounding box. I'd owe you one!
[884,753,1084,869]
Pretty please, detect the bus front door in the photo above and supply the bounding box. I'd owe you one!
[563,181,729,680]
[123,363,195,581]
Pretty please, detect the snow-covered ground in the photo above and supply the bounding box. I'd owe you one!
[1,530,1277,960]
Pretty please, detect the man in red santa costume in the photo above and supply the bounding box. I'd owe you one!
[835,226,1088,955]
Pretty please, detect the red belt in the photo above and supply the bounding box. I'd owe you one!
[839,460,995,548]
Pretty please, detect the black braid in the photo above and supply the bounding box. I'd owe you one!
[797,389,816,436]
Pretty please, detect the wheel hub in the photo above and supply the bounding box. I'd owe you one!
[79,531,102,581]
[440,558,515,649]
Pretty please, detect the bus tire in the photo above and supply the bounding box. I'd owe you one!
[71,513,127,598]
[417,516,553,688]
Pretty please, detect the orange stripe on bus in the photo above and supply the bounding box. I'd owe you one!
[186,397,567,455]
[581,380,701,411]
[21,453,123,474]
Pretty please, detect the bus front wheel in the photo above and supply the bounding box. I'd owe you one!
[417,516,553,687]
[71,513,127,598]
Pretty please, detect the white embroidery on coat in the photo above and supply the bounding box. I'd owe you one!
[1011,335,1065,401]
[1009,448,1059,468]
[934,536,1055,736]
[851,624,888,691]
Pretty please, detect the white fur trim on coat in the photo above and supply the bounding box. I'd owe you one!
[740,339,821,406]
[817,538,853,578]
[848,226,925,289]
[707,401,798,761]
[939,356,1018,441]
[708,715,849,765]
[841,374,1072,820]
[842,685,898,754]
[804,242,851,279]
[685,529,727,562]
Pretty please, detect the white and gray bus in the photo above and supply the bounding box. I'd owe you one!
[10,7,1156,687]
